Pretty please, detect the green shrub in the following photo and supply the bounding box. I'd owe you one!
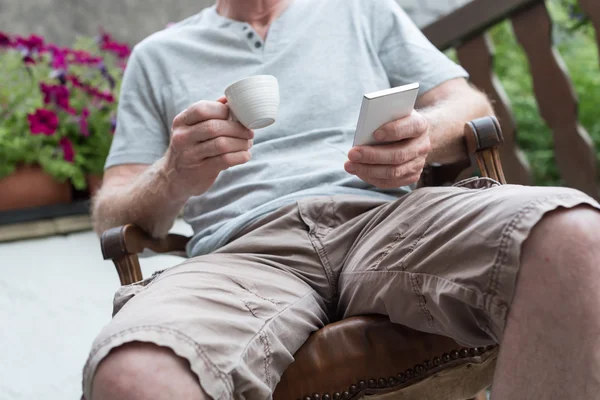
[488,0,600,186]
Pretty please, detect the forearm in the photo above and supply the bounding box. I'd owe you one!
[92,157,188,238]
[418,83,494,165]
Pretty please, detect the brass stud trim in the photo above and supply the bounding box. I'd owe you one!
[299,345,497,400]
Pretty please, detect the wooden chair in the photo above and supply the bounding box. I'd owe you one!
[100,116,506,400]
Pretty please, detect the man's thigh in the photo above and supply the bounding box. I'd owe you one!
[336,178,600,346]
[83,254,329,400]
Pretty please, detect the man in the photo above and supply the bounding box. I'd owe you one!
[84,0,600,399]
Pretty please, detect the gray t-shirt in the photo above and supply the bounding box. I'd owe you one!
[106,0,468,257]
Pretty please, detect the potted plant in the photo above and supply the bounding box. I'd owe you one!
[0,31,129,211]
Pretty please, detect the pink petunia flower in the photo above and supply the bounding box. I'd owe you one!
[16,34,44,52]
[28,108,59,136]
[101,91,115,103]
[98,32,131,59]
[0,32,11,47]
[79,108,90,136]
[40,82,72,111]
[69,49,102,65]
[67,75,83,88]
[59,137,75,162]
[51,50,68,70]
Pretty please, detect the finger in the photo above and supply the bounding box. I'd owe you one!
[349,134,430,165]
[192,119,254,142]
[173,120,254,148]
[196,136,253,160]
[374,110,429,142]
[345,156,426,180]
[173,100,230,127]
[367,173,423,189]
[216,96,228,104]
[204,150,252,172]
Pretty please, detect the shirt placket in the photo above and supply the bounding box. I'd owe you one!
[239,24,264,54]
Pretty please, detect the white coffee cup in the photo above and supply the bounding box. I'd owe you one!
[224,75,280,130]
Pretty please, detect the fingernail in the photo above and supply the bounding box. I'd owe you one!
[348,149,362,162]
[346,163,357,173]
[374,130,386,141]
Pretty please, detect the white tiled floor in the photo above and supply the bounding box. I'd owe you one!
[0,220,193,400]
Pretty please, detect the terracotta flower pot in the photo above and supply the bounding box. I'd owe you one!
[0,165,72,211]
[86,174,103,197]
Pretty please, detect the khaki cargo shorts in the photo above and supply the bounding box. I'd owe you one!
[82,178,599,399]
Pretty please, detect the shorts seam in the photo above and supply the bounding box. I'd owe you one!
[370,230,403,271]
[312,233,338,299]
[238,290,320,362]
[87,324,233,396]
[297,200,337,300]
[410,273,436,329]
[486,193,575,302]
[259,331,273,388]
[340,270,486,314]
[379,217,435,272]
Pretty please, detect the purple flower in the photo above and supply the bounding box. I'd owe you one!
[79,108,90,136]
[110,115,117,134]
[59,137,75,162]
[98,62,116,89]
[28,108,59,136]
[50,69,67,85]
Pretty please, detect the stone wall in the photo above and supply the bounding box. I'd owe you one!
[0,0,471,46]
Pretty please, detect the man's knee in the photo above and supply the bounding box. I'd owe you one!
[524,206,600,258]
[91,342,209,400]
[520,206,600,293]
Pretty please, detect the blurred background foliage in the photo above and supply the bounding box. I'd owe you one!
[453,0,599,186]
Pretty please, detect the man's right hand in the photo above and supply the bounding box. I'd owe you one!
[163,98,254,200]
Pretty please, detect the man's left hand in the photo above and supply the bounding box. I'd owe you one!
[345,110,432,189]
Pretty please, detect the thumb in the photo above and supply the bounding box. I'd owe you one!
[216,96,228,104]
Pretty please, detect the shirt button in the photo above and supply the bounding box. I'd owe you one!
[255,41,262,48]
[247,32,254,39]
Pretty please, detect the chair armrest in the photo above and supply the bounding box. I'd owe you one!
[420,116,507,187]
[101,224,190,286]
[465,116,507,184]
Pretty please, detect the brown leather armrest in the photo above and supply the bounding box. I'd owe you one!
[101,224,190,260]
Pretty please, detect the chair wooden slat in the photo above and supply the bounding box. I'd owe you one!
[422,0,540,51]
[457,33,533,186]
[511,2,599,199]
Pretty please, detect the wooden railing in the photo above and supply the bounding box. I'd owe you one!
[423,0,600,200]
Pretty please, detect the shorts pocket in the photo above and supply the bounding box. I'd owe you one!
[227,276,283,321]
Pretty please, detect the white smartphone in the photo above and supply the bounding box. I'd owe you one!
[353,82,420,146]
